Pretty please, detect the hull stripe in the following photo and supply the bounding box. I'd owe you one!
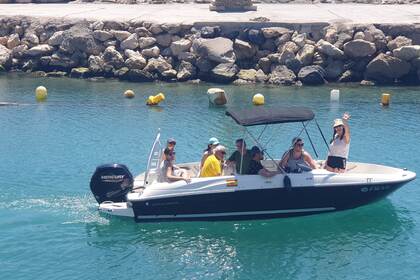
[136,207,336,220]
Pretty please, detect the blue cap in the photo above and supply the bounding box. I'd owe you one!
[208,137,220,145]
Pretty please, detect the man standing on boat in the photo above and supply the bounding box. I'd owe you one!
[227,139,253,174]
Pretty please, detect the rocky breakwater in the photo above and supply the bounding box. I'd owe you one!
[1,17,420,85]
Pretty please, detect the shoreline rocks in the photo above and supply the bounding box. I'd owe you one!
[2,17,420,85]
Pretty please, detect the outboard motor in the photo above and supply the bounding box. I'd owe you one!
[90,164,133,204]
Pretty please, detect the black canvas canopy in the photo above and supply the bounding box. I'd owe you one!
[226,106,315,126]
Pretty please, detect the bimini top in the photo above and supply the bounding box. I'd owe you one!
[226,106,315,126]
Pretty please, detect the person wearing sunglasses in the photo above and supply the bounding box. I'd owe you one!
[280,137,317,173]
[200,145,227,178]
[161,148,190,183]
[326,112,351,173]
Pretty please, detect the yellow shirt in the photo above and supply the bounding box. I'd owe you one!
[200,154,222,177]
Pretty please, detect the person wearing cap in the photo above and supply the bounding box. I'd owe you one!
[280,137,317,173]
[200,137,220,171]
[200,145,226,177]
[162,138,177,161]
[247,146,279,177]
[326,112,351,173]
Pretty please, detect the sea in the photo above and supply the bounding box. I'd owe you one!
[0,73,419,280]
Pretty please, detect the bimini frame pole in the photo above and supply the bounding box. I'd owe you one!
[301,121,318,158]
[239,126,246,174]
[315,118,330,150]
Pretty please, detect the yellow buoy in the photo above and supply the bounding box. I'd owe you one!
[381,93,390,106]
[35,86,48,102]
[253,93,265,105]
[124,89,135,99]
[146,93,165,106]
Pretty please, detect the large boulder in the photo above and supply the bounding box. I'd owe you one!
[387,36,412,51]
[234,39,257,60]
[138,37,156,49]
[120,68,155,82]
[88,55,105,74]
[6,34,20,49]
[120,33,139,50]
[26,44,54,57]
[111,30,131,42]
[59,25,102,55]
[144,57,172,74]
[170,39,192,56]
[48,31,65,46]
[393,45,420,61]
[141,46,160,58]
[210,62,239,83]
[176,61,196,81]
[0,45,11,67]
[237,69,258,82]
[93,30,113,42]
[261,27,291,39]
[325,60,345,80]
[298,65,327,85]
[317,39,344,58]
[365,53,411,82]
[124,52,147,70]
[343,39,376,58]
[103,46,124,68]
[296,44,315,66]
[193,37,236,64]
[267,65,296,85]
[247,29,265,45]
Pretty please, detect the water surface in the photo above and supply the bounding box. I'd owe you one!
[0,73,419,279]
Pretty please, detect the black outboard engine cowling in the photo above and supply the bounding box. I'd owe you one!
[90,164,133,204]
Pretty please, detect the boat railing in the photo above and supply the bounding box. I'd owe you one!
[143,129,162,187]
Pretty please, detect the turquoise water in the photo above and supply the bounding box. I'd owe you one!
[0,73,419,279]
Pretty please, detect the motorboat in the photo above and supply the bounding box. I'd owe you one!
[89,107,416,222]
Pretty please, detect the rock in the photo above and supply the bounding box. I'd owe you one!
[22,59,36,72]
[161,47,172,57]
[296,44,315,66]
[149,23,164,35]
[343,39,376,58]
[31,71,47,77]
[387,36,412,51]
[141,46,160,58]
[193,37,235,64]
[268,65,296,85]
[125,54,147,70]
[60,25,102,55]
[275,33,292,47]
[255,69,268,83]
[0,37,7,46]
[207,88,227,105]
[247,29,265,45]
[366,26,387,51]
[138,37,156,49]
[114,67,129,78]
[48,31,65,46]
[156,33,172,47]
[93,30,113,42]
[161,23,182,35]
[258,57,271,74]
[90,21,104,31]
[261,27,291,39]
[176,61,195,81]
[70,67,90,78]
[111,30,131,42]
[161,69,178,81]
[234,39,257,60]
[49,52,80,69]
[298,65,326,85]
[22,33,39,47]
[334,32,352,49]
[292,33,306,48]
[200,26,221,39]
[325,60,345,80]
[393,45,420,61]
[285,58,302,74]
[170,39,192,56]
[120,33,139,50]
[178,52,196,63]
[210,62,239,83]
[338,70,363,83]
[6,34,20,49]
[135,27,152,37]
[26,44,54,57]
[237,69,257,82]
[324,27,337,44]
[278,49,295,64]
[121,68,154,82]
[233,79,253,85]
[360,79,376,86]
[195,57,214,73]
[144,57,172,74]
[312,52,327,67]
[11,44,28,58]
[365,53,411,82]
[317,39,344,58]
[261,39,276,52]
[353,31,365,40]
[46,71,67,78]
[103,46,124,68]
[103,21,127,31]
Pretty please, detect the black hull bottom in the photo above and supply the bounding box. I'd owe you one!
[132,182,406,222]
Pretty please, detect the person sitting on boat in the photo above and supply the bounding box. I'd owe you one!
[325,113,351,173]
[226,139,252,174]
[161,148,190,183]
[200,137,220,171]
[200,145,226,177]
[248,146,278,177]
[162,138,176,161]
[280,137,317,173]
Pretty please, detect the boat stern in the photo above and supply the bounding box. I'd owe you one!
[98,201,134,217]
